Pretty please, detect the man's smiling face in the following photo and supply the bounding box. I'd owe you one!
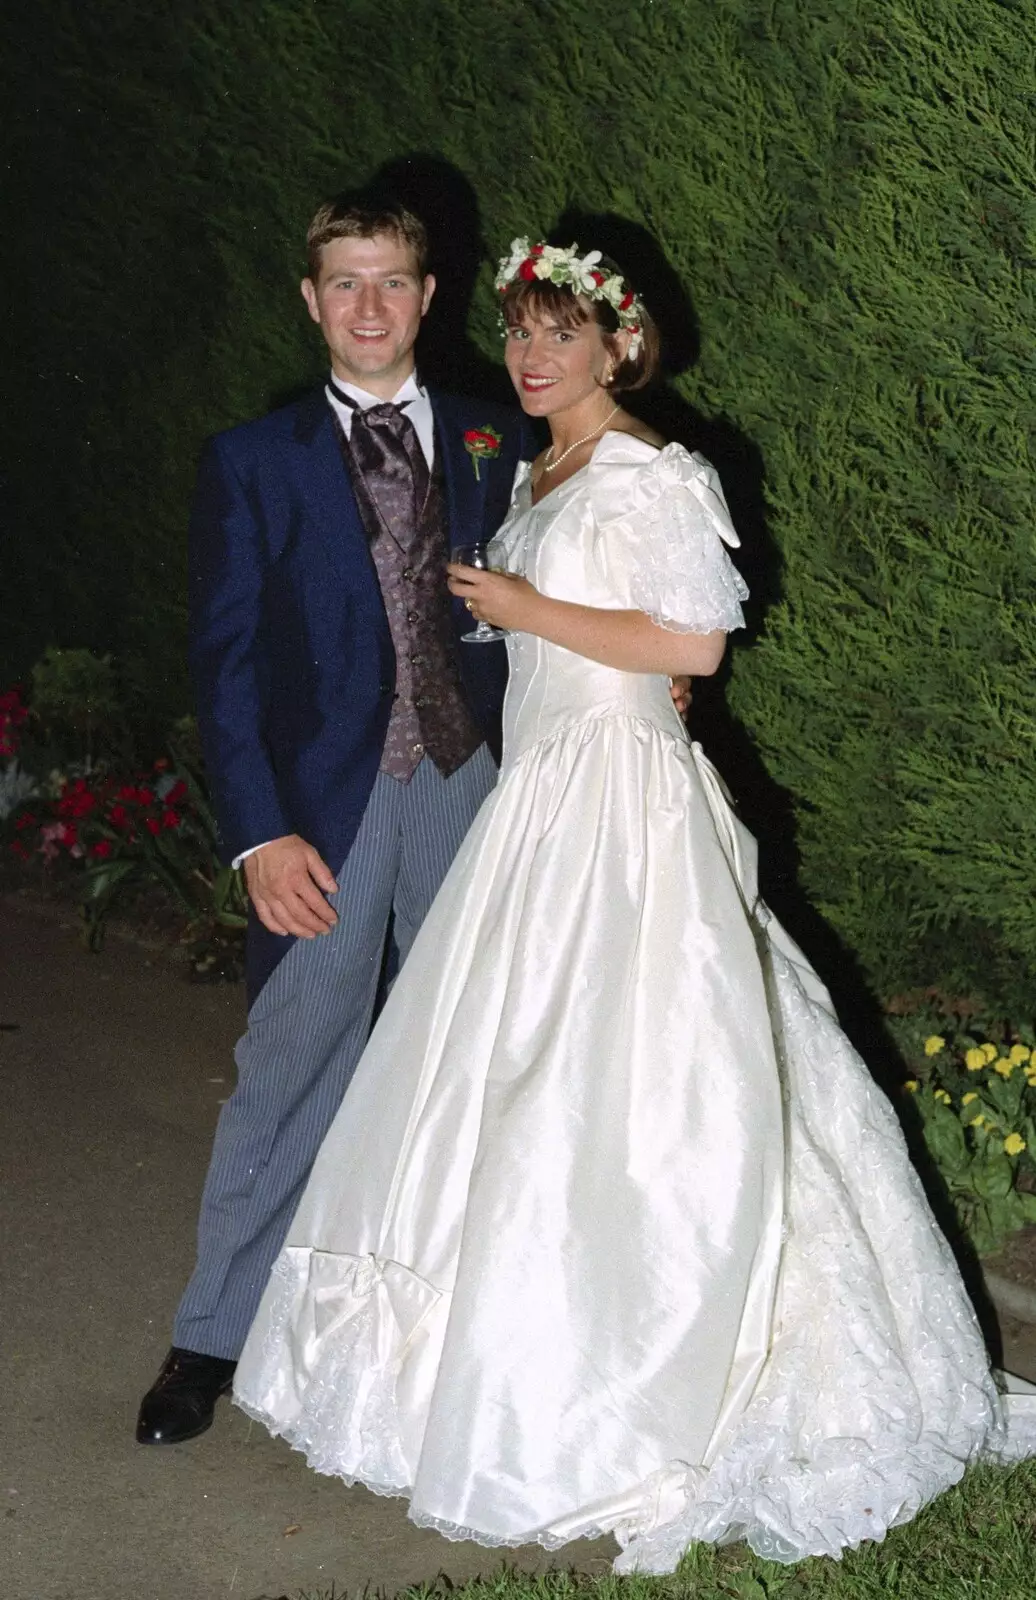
[302,231,435,398]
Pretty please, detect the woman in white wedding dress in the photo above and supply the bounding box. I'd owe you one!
[234,238,1036,1570]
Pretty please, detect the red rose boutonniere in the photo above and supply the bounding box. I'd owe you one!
[463,425,503,482]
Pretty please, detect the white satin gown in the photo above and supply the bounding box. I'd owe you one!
[234,434,1036,1569]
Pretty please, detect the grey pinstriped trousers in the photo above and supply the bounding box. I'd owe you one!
[172,745,497,1360]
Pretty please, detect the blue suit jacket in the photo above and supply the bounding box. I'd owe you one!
[188,384,533,879]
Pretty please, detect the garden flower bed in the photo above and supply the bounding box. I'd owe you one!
[0,665,247,979]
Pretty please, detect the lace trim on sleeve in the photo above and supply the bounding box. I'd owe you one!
[592,442,749,635]
[629,467,749,634]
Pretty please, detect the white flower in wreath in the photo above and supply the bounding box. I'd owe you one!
[569,250,604,294]
[494,237,532,291]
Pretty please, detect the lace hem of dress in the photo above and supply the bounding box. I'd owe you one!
[234,1227,1036,1572]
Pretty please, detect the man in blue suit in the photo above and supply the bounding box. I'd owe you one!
[136,193,531,1443]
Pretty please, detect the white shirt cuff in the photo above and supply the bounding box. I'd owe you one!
[232,841,272,870]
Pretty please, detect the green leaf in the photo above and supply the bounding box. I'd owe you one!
[215,911,248,929]
[970,1153,1015,1200]
[924,1110,969,1174]
[83,859,138,901]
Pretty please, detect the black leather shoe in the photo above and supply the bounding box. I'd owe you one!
[135,1346,237,1444]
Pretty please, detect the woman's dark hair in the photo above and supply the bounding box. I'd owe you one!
[500,255,660,393]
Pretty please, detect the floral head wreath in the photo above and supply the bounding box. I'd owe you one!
[494,238,645,360]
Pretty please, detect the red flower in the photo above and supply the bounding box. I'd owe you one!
[15,812,37,830]
[165,779,188,805]
[58,785,98,819]
[591,270,605,287]
[144,816,161,836]
[530,244,544,257]
[619,289,635,311]
[462,424,503,481]
[518,259,537,281]
[136,786,155,807]
[91,839,113,859]
[56,821,78,849]
[108,803,130,829]
[153,757,170,772]
[0,688,27,725]
[161,808,181,830]
[0,734,15,759]
[117,784,138,803]
[9,838,30,861]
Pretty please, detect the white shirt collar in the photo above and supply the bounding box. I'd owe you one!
[328,371,425,410]
[324,371,435,467]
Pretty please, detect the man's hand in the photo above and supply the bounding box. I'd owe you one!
[243,835,339,938]
[669,675,692,717]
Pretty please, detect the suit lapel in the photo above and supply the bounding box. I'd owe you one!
[430,389,489,554]
[292,388,369,587]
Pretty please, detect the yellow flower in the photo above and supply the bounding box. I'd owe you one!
[1004,1133,1026,1157]
[1009,1044,1031,1066]
[971,1114,987,1129]
[962,1092,978,1105]
[934,1088,952,1104]
[903,1079,920,1093]
[965,1047,986,1072]
[924,1035,946,1057]
[981,1042,998,1063]
[993,1057,1015,1079]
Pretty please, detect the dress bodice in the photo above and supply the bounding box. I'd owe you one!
[490,432,748,768]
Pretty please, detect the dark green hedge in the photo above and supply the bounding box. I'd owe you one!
[4,0,1034,1007]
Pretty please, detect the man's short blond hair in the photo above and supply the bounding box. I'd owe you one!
[306,194,429,281]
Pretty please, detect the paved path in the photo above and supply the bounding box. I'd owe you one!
[3,898,1034,1600]
[0,902,614,1600]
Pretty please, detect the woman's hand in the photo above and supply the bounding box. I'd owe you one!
[447,563,543,632]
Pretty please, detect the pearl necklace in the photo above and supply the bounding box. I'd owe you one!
[541,404,620,473]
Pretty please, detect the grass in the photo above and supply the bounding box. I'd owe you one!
[289,1458,1036,1600]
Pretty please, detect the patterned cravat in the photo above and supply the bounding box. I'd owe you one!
[330,380,430,547]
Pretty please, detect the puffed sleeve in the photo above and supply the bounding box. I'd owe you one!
[589,440,749,634]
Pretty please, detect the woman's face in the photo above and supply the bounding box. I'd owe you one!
[504,303,616,419]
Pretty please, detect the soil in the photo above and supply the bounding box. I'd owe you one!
[0,856,246,980]
[983,1226,1036,1292]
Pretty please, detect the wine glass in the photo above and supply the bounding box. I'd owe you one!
[452,543,505,644]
